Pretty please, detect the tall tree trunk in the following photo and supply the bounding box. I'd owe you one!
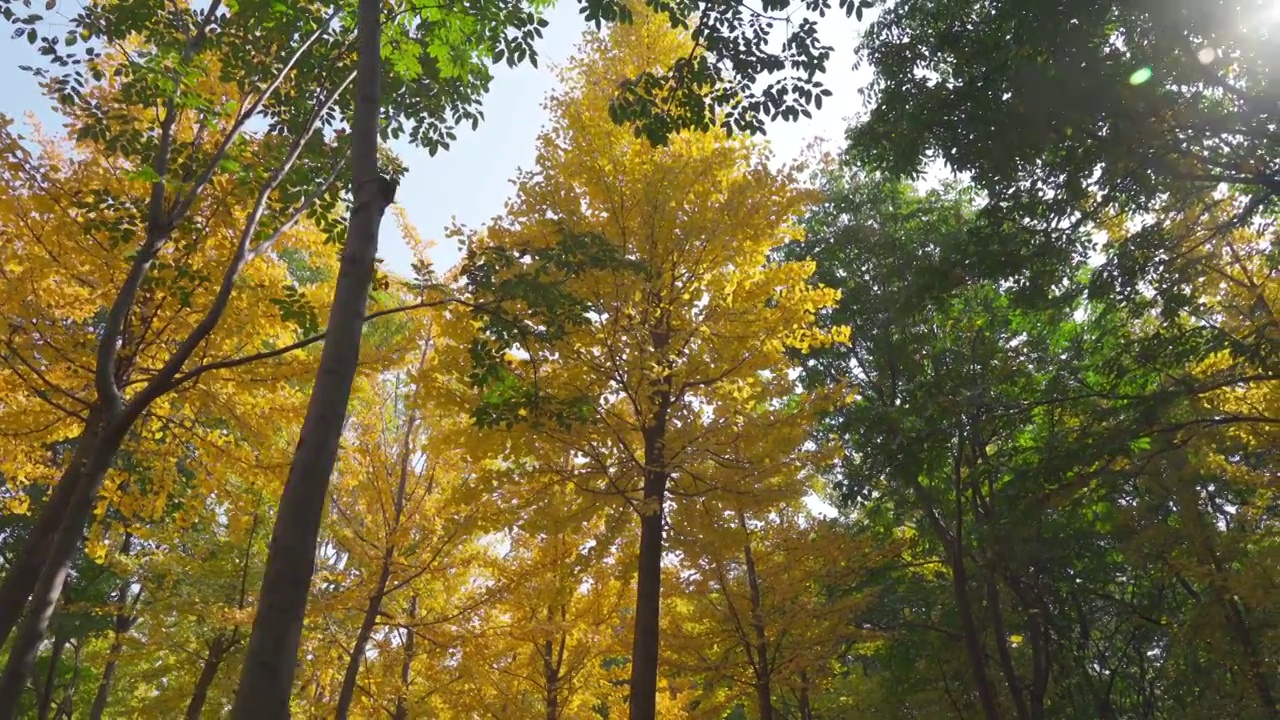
[335,560,393,719]
[0,430,126,720]
[1225,595,1278,718]
[984,576,1029,720]
[337,396,416,720]
[0,409,103,646]
[89,563,141,720]
[544,634,560,720]
[628,383,672,720]
[392,595,417,720]
[943,432,1002,720]
[948,542,1001,720]
[186,635,233,720]
[906,432,1003,720]
[542,604,567,720]
[229,0,391,710]
[797,670,813,720]
[88,628,124,719]
[53,640,81,720]
[739,512,773,720]
[35,633,67,720]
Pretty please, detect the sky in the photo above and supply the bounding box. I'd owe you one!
[0,1,871,275]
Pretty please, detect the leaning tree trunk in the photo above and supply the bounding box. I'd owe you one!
[739,515,773,720]
[335,559,393,719]
[56,640,82,719]
[336,406,415,719]
[0,429,126,720]
[392,595,417,720]
[797,670,813,720]
[229,0,392,711]
[0,408,103,646]
[88,550,140,720]
[628,384,672,720]
[185,634,235,720]
[34,633,67,720]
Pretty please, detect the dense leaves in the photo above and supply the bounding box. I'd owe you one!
[0,0,1276,717]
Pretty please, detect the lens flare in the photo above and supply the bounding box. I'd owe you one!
[1129,67,1153,85]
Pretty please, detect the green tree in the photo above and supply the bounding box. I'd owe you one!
[790,161,1279,720]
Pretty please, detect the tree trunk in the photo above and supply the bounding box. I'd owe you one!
[229,0,390,711]
[544,634,560,720]
[0,409,103,647]
[392,595,417,720]
[628,388,671,720]
[51,639,81,720]
[88,632,123,719]
[948,542,1001,720]
[88,584,140,720]
[984,576,1029,720]
[0,429,125,720]
[797,670,813,720]
[335,560,393,720]
[1224,595,1279,719]
[336,382,416,720]
[186,635,232,720]
[35,633,67,720]
[739,513,773,720]
[88,537,138,720]
[923,431,1002,720]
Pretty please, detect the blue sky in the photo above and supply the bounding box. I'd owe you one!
[0,1,868,275]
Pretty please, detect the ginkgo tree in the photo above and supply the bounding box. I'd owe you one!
[0,73,353,708]
[663,500,886,719]
[451,481,633,719]
[454,7,848,716]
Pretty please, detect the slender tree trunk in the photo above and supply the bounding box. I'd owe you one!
[335,560,393,719]
[186,635,232,720]
[0,430,125,720]
[392,595,417,720]
[739,513,773,720]
[35,633,67,720]
[337,388,416,720]
[932,432,1002,720]
[949,541,1001,720]
[0,409,103,646]
[89,577,140,720]
[88,630,124,719]
[984,577,1029,720]
[1176,484,1278,719]
[628,385,672,720]
[230,0,391,711]
[1225,595,1279,719]
[544,634,560,720]
[903,440,1002,720]
[797,670,813,720]
[52,640,81,720]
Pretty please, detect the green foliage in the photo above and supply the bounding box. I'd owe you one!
[791,159,1279,720]
[461,228,643,430]
[850,0,1280,299]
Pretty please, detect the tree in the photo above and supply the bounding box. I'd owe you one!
[454,483,632,720]
[852,0,1280,292]
[664,501,885,719]
[790,158,1279,720]
[228,0,551,707]
[457,9,846,717]
[0,73,350,708]
[326,341,492,719]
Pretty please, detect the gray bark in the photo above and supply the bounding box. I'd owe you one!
[229,0,391,711]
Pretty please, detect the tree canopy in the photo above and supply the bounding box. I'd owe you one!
[0,0,1274,717]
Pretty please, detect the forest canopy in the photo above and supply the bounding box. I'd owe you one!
[0,0,1274,718]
